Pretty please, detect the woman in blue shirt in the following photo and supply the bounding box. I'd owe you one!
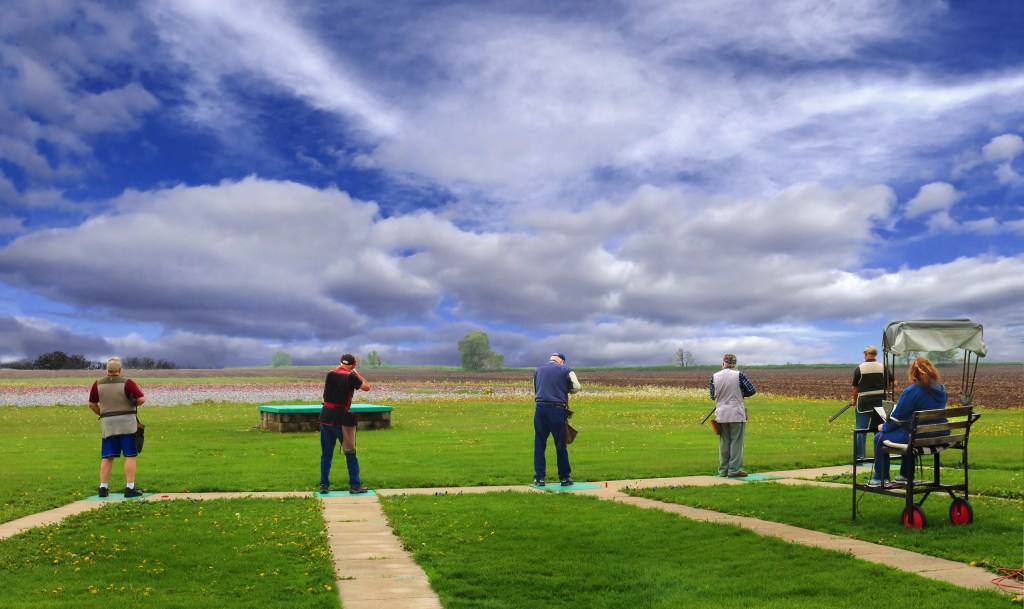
[868,357,947,487]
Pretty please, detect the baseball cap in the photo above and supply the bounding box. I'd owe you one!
[723,354,737,366]
[551,352,566,363]
[340,354,357,366]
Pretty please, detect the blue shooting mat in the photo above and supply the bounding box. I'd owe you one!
[86,492,153,501]
[529,482,600,492]
[315,490,377,497]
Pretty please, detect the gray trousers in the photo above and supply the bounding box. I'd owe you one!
[718,422,745,476]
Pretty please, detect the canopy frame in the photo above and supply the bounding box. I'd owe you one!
[881,319,986,406]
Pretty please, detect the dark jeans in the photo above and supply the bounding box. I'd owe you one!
[534,404,570,480]
[320,425,361,488]
[854,410,871,460]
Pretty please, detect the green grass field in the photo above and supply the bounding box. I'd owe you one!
[2,393,1020,521]
[627,483,1023,570]
[381,492,1011,609]
[0,497,341,609]
[1,391,1020,607]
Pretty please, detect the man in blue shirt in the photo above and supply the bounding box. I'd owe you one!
[533,352,581,486]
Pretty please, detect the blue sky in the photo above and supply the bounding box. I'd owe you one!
[0,0,1021,368]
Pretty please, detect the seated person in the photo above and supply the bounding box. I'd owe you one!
[868,357,948,487]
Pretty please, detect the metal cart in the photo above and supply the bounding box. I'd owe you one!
[852,319,986,528]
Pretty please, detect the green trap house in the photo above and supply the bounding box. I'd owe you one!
[259,404,393,432]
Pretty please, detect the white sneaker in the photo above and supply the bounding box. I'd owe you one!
[892,476,908,485]
[866,479,883,488]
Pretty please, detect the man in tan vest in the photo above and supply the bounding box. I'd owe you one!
[88,357,146,498]
[710,354,757,478]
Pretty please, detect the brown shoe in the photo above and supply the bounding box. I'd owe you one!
[349,486,369,494]
[728,471,749,478]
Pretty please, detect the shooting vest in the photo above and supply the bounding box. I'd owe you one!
[855,360,886,413]
[712,368,747,423]
[319,368,356,427]
[96,376,138,438]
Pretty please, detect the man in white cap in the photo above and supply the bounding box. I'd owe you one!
[532,352,581,486]
[851,345,892,462]
[88,357,146,498]
[710,354,756,478]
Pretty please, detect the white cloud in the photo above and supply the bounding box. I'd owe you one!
[146,0,399,137]
[123,0,1024,207]
[8,177,1018,355]
[982,133,1024,161]
[994,161,1023,185]
[625,0,940,61]
[0,2,156,182]
[0,216,23,236]
[905,182,961,219]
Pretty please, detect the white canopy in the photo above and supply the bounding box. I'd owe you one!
[882,319,987,357]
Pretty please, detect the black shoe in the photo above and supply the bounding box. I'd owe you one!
[123,487,143,498]
[98,487,109,498]
[560,478,574,486]
[532,477,546,486]
[319,484,330,495]
[728,471,749,478]
[349,486,369,494]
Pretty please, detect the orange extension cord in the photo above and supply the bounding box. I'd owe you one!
[992,564,1023,595]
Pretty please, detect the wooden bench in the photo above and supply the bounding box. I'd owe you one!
[258,404,393,432]
[853,405,980,528]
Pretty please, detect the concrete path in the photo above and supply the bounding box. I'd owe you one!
[322,494,442,609]
[0,467,1010,607]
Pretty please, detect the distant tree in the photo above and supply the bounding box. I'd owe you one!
[898,349,959,366]
[671,348,695,368]
[485,352,504,370]
[271,351,293,368]
[926,349,959,365]
[365,350,382,367]
[33,351,69,370]
[122,356,177,370]
[458,332,504,371]
[27,351,93,370]
[0,358,33,370]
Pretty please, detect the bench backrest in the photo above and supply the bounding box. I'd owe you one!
[909,406,977,449]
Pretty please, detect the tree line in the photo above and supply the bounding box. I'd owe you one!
[0,351,177,370]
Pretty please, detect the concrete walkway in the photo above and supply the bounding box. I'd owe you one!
[0,468,1009,607]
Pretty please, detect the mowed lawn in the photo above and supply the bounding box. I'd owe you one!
[1,392,1021,522]
[0,392,1020,608]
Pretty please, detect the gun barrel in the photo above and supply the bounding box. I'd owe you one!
[827,401,854,423]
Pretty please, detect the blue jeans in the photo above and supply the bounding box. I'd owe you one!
[871,428,910,481]
[534,404,570,480]
[320,426,361,488]
[854,410,871,461]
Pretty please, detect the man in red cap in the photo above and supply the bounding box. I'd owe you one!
[318,354,372,494]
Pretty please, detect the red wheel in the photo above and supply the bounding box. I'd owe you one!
[949,499,974,525]
[901,504,929,528]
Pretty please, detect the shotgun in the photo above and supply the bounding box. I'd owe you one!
[700,405,716,425]
[827,401,854,423]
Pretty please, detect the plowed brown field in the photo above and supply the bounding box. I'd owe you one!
[5,364,1019,408]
